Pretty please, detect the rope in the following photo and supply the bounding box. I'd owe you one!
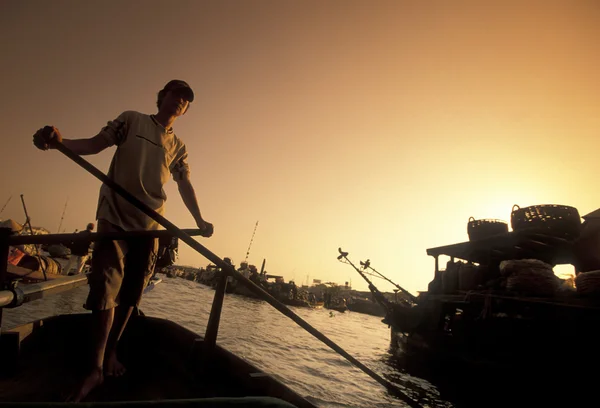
[244,221,258,263]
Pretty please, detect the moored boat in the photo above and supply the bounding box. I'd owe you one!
[346,298,386,317]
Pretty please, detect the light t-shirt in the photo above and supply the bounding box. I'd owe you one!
[96,111,190,231]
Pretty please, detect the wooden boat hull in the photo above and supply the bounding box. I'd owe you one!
[346,300,386,317]
[388,293,600,373]
[309,302,324,309]
[325,305,347,313]
[0,314,316,407]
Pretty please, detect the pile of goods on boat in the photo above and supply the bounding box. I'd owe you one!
[426,203,596,298]
[339,203,600,376]
[388,203,600,371]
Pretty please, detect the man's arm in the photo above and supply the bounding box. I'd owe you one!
[176,177,213,237]
[33,126,113,155]
[62,134,113,155]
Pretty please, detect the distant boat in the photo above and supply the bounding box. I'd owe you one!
[346,298,386,317]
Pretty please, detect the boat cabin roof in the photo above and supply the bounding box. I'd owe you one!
[426,231,575,265]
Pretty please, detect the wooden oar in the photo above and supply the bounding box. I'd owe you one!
[49,139,422,408]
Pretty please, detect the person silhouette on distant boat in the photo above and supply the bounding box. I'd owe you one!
[33,80,214,402]
[63,222,94,275]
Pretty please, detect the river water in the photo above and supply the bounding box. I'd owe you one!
[3,275,453,408]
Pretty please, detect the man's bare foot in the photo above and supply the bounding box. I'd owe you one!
[104,350,127,377]
[66,367,103,402]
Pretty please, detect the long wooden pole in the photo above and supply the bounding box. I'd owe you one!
[50,141,421,408]
[8,229,206,246]
[0,195,11,216]
[57,196,69,233]
[244,220,259,263]
[204,272,228,349]
[0,228,11,328]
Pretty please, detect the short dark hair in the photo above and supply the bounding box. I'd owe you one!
[157,80,194,110]
[156,89,167,110]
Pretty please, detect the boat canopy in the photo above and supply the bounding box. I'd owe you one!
[426,231,574,266]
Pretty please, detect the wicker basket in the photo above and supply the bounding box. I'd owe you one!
[511,204,581,238]
[467,217,508,241]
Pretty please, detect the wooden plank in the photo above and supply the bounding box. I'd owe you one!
[4,319,44,342]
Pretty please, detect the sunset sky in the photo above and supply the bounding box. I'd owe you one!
[1,0,598,294]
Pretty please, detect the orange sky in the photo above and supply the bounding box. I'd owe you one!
[1,1,598,293]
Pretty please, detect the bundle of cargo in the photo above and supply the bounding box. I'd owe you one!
[499,259,560,297]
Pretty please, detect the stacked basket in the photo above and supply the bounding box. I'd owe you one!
[467,217,508,241]
[511,204,581,239]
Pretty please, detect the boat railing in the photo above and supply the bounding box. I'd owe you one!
[0,229,206,310]
[0,140,422,408]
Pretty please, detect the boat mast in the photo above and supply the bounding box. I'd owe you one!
[337,248,393,311]
[244,220,259,263]
[57,197,69,233]
[0,195,11,217]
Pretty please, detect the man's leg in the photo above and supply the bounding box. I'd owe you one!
[104,236,158,377]
[68,308,113,402]
[103,304,134,377]
[68,220,126,402]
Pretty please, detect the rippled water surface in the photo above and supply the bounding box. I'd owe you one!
[3,275,453,408]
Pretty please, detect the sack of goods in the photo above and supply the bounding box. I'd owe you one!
[499,259,560,296]
[574,270,600,295]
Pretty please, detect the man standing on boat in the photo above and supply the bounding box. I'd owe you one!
[63,222,94,275]
[32,80,213,402]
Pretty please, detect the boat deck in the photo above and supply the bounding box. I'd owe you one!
[0,314,311,407]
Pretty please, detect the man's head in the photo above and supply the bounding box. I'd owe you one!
[157,80,195,116]
[86,223,95,231]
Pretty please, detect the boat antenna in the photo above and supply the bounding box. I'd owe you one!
[244,220,259,263]
[0,195,12,216]
[57,196,69,233]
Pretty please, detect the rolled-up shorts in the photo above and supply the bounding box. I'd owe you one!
[85,219,158,310]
